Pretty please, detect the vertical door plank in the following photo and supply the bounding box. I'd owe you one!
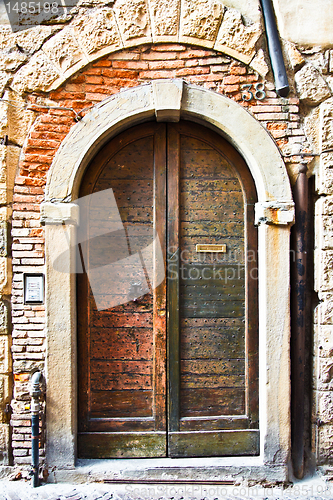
[153,124,167,431]
[167,124,181,433]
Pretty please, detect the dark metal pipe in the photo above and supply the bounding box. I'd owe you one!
[291,164,308,479]
[31,413,39,488]
[260,0,289,97]
[30,371,43,488]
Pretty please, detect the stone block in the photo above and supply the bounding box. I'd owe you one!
[0,100,7,139]
[316,194,333,217]
[329,50,333,74]
[7,146,21,197]
[14,25,59,55]
[315,195,333,250]
[214,8,261,65]
[0,376,3,406]
[306,49,330,75]
[0,301,9,335]
[0,335,10,373]
[318,392,333,424]
[317,153,333,195]
[0,146,6,184]
[254,201,295,226]
[304,107,320,155]
[0,375,11,410]
[0,207,7,223]
[0,71,10,96]
[318,424,333,464]
[0,26,15,51]
[149,0,180,41]
[0,256,6,288]
[316,250,333,292]
[316,293,333,325]
[7,92,35,148]
[13,360,43,374]
[41,202,79,225]
[249,48,269,77]
[314,325,333,358]
[320,98,333,153]
[318,357,333,391]
[72,8,122,57]
[0,220,7,257]
[10,52,60,94]
[316,216,333,250]
[326,76,333,94]
[284,41,304,70]
[0,185,7,205]
[42,28,88,76]
[0,424,9,460]
[0,50,27,72]
[180,0,224,47]
[114,0,152,45]
[295,64,331,106]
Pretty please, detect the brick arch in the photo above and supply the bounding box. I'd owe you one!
[11,1,265,95]
[45,80,293,207]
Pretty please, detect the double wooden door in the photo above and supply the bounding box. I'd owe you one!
[77,121,259,458]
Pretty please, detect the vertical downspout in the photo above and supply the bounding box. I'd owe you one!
[260,0,289,97]
[291,164,308,479]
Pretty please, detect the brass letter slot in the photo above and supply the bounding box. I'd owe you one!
[196,244,227,253]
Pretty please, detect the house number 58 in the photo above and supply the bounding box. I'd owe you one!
[241,83,266,101]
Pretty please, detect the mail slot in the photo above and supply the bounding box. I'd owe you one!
[196,244,227,253]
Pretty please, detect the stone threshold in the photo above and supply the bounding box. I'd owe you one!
[50,458,288,485]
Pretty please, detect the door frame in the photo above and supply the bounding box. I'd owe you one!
[42,81,294,481]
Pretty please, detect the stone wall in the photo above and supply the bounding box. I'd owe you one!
[0,0,331,479]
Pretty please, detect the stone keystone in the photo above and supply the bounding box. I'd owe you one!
[152,79,184,122]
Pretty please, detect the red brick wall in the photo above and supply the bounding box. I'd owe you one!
[10,43,305,465]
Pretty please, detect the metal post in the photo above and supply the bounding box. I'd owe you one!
[30,371,43,487]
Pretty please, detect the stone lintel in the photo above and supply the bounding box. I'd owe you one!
[255,202,295,226]
[152,79,184,122]
[40,202,79,226]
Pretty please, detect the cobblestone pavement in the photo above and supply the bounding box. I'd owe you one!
[1,476,333,500]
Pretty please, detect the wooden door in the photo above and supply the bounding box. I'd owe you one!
[77,121,258,459]
[167,122,258,457]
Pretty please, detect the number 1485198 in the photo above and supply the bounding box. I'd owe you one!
[5,2,60,14]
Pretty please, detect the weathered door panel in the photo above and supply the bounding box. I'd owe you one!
[77,123,167,458]
[168,430,259,457]
[78,432,166,458]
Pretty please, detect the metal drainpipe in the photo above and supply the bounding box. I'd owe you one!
[259,0,289,97]
[30,371,43,487]
[291,164,309,479]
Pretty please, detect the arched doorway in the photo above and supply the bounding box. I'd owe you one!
[76,120,258,458]
[43,82,293,479]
